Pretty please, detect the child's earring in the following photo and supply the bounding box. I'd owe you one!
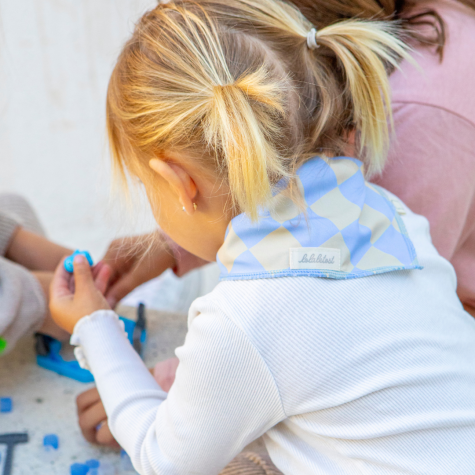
[182,203,198,213]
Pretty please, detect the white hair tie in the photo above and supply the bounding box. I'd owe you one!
[306,27,319,50]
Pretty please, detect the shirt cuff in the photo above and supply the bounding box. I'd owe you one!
[0,213,20,256]
[162,233,209,277]
[70,309,166,400]
[70,310,127,369]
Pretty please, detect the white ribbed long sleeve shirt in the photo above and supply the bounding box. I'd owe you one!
[74,199,475,474]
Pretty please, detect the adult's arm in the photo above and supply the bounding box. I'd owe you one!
[72,303,286,475]
[374,103,475,307]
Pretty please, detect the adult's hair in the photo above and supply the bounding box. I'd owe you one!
[107,0,411,219]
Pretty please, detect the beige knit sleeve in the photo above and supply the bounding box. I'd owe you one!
[0,212,20,257]
[0,257,46,353]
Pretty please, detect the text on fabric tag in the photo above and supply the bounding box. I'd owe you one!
[290,248,341,271]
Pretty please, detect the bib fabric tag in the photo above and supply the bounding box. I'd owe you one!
[290,248,341,271]
[391,198,406,215]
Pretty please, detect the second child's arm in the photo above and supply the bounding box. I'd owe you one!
[6,226,72,272]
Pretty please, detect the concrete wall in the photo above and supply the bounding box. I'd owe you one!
[0,0,157,258]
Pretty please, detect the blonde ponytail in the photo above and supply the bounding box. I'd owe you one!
[204,69,288,219]
[315,21,412,174]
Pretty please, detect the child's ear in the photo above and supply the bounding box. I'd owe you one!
[149,159,197,214]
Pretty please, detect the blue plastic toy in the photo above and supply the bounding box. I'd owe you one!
[70,463,90,475]
[35,312,146,383]
[64,250,94,273]
[43,434,59,450]
[0,397,12,413]
[86,459,100,475]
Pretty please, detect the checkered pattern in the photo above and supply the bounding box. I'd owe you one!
[217,157,421,281]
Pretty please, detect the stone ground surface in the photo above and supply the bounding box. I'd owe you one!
[0,306,264,474]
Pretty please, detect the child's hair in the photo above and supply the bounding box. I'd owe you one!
[107,0,411,220]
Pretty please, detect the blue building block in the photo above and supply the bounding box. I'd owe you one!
[0,397,12,413]
[86,459,100,475]
[43,434,59,450]
[70,463,90,475]
[64,250,94,273]
[36,316,142,383]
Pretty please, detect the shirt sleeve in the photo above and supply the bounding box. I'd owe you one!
[73,306,286,475]
[0,212,20,256]
[0,257,46,352]
[374,103,475,299]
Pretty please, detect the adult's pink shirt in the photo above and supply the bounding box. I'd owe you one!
[374,0,475,308]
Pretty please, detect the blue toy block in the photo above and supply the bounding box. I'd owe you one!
[64,250,94,273]
[70,463,90,475]
[86,459,99,469]
[86,459,100,475]
[0,397,12,413]
[43,434,59,450]
[36,316,143,383]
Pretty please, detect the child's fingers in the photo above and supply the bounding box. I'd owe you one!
[96,420,120,448]
[76,388,101,413]
[72,255,95,294]
[94,263,112,295]
[78,401,108,444]
[91,261,104,280]
[51,257,74,299]
[105,271,138,308]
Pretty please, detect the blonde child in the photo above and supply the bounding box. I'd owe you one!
[50,1,475,473]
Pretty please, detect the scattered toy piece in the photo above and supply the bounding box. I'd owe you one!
[86,459,100,475]
[70,463,90,475]
[0,433,29,475]
[43,434,59,450]
[0,398,12,413]
[42,433,59,463]
[64,250,94,273]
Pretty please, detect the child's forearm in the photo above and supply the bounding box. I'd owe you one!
[5,227,72,272]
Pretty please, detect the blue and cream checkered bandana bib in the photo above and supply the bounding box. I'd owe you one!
[217,156,421,281]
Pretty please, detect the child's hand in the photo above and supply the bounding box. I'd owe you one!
[49,255,112,334]
[77,358,179,447]
[77,387,120,448]
[102,234,175,308]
